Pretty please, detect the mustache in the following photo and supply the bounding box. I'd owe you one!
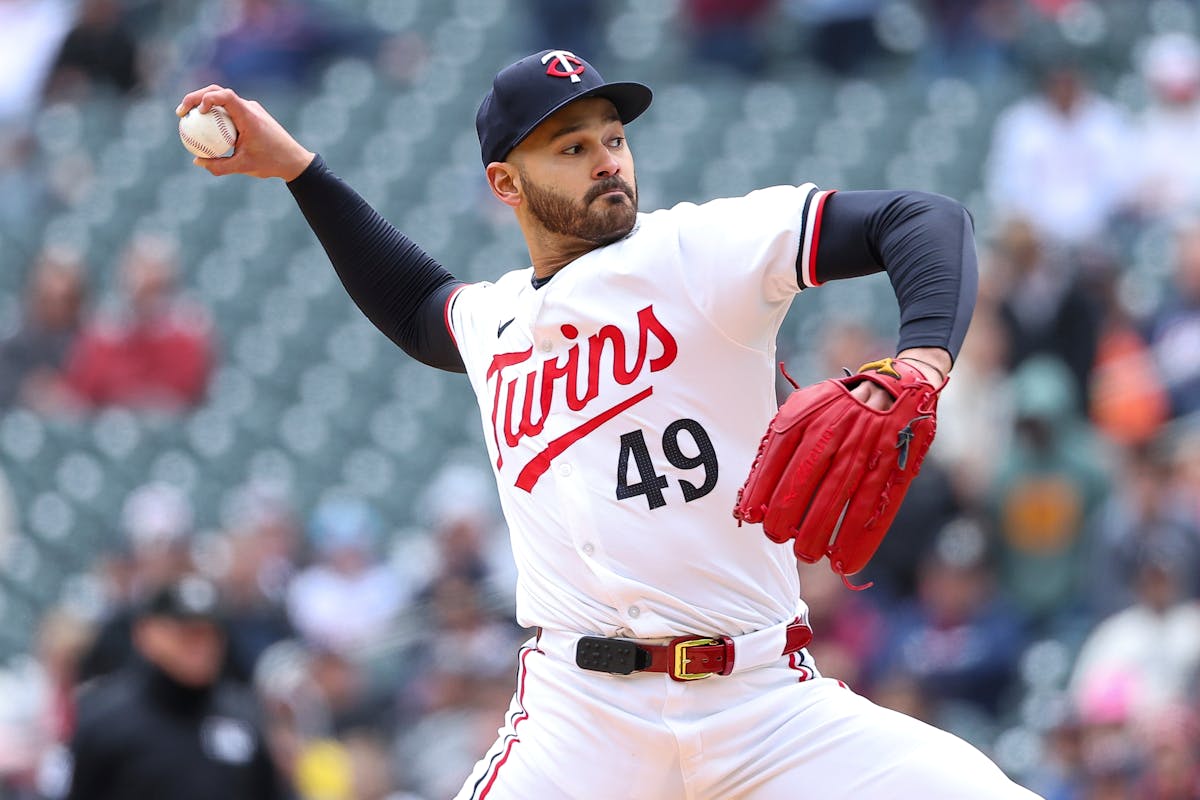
[585,177,634,204]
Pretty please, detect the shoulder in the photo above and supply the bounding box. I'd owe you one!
[653,183,818,218]
[449,268,532,324]
[209,682,273,738]
[73,671,140,737]
[211,681,263,721]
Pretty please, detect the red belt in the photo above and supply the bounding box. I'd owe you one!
[569,620,813,682]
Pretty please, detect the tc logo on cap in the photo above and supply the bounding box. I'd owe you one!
[542,50,585,83]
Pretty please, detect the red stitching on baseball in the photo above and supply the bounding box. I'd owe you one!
[179,124,219,157]
[212,110,236,146]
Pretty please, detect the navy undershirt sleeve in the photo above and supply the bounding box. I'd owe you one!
[286,155,466,373]
[807,190,977,361]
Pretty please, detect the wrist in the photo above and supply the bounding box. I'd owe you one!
[282,149,317,183]
[896,348,950,383]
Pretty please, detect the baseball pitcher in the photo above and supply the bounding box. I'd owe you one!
[179,49,1042,799]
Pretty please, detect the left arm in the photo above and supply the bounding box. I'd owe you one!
[805,190,978,397]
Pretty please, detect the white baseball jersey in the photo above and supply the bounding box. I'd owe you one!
[446,184,833,639]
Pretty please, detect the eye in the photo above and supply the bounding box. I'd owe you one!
[562,144,581,155]
[608,137,625,149]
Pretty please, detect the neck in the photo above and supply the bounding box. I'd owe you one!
[140,659,213,713]
[525,231,598,280]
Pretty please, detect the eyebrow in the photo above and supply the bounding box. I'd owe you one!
[547,110,621,141]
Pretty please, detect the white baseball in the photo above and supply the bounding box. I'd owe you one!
[178,106,238,158]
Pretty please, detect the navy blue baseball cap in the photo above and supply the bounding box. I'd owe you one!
[476,49,653,166]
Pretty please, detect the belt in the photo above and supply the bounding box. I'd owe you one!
[541,619,813,682]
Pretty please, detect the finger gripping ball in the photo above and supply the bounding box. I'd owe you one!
[178,106,238,158]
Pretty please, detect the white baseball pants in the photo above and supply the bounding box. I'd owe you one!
[454,635,1044,800]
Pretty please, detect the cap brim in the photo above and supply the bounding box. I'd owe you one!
[504,80,653,162]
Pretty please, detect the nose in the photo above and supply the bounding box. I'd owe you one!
[592,149,620,180]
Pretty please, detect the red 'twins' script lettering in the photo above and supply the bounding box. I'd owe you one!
[485,305,678,492]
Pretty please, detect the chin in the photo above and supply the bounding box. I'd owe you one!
[593,215,637,245]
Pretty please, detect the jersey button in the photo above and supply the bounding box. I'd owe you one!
[557,462,572,477]
[581,542,595,556]
[539,340,553,352]
[627,606,641,618]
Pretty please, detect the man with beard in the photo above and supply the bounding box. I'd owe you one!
[177,50,1040,798]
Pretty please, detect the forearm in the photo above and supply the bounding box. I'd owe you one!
[287,155,466,373]
[811,190,978,366]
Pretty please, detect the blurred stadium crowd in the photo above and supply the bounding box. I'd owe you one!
[2,0,1200,798]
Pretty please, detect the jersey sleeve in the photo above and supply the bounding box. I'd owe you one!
[443,278,507,379]
[672,184,832,346]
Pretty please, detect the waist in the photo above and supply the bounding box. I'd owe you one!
[536,616,813,681]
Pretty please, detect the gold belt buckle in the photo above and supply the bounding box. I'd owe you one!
[672,637,721,681]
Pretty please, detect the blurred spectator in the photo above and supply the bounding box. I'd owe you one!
[398,577,521,799]
[0,609,91,797]
[1131,33,1200,221]
[1088,444,1200,617]
[1024,708,1086,800]
[990,356,1110,630]
[1070,550,1200,719]
[991,219,1101,407]
[524,0,605,64]
[42,0,140,104]
[409,576,521,715]
[1135,707,1200,800]
[77,482,196,683]
[286,498,408,652]
[62,233,213,411]
[223,480,302,604]
[1143,222,1200,418]
[918,0,1020,79]
[32,610,93,748]
[932,297,1014,505]
[868,672,936,726]
[0,0,72,125]
[985,60,1132,247]
[1087,262,1170,447]
[197,0,375,95]
[682,0,774,77]
[341,731,422,800]
[861,461,961,601]
[219,527,296,684]
[65,577,289,800]
[217,482,301,682]
[416,463,516,605]
[870,518,1025,719]
[0,245,87,409]
[797,560,884,689]
[787,0,884,76]
[1173,427,1200,524]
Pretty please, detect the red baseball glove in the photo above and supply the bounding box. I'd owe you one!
[733,357,944,588]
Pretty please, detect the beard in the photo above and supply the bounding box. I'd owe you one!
[520,170,638,246]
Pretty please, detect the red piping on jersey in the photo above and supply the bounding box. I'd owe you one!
[515,386,653,491]
[804,190,834,288]
[444,284,467,347]
[788,651,813,683]
[475,646,537,799]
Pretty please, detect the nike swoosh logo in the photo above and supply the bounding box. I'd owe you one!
[497,318,515,337]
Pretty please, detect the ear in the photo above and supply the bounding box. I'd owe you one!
[486,162,522,209]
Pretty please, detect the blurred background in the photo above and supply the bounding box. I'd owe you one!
[1,0,1200,797]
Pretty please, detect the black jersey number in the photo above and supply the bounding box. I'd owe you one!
[615,419,718,510]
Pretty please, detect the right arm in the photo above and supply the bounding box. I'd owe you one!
[176,86,465,373]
